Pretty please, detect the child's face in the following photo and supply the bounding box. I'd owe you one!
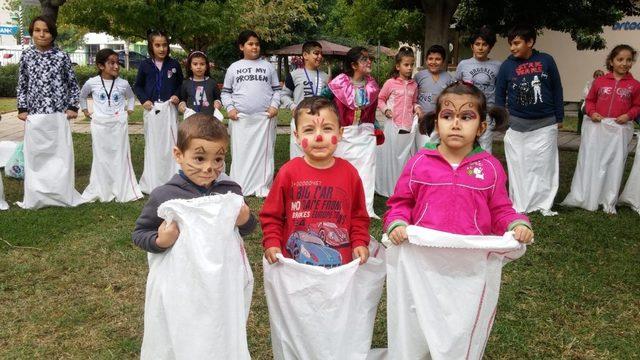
[32,20,53,50]
[471,37,492,60]
[295,108,342,164]
[509,36,534,59]
[426,52,444,74]
[396,56,415,79]
[240,36,260,60]
[303,47,323,69]
[151,36,169,60]
[98,54,120,79]
[435,94,486,152]
[190,56,207,78]
[352,52,372,76]
[173,138,227,188]
[610,50,634,77]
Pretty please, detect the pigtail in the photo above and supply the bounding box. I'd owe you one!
[488,106,509,132]
[418,111,437,136]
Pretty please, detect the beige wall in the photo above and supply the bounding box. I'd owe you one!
[489,16,640,102]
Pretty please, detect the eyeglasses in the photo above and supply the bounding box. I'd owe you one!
[358,56,374,63]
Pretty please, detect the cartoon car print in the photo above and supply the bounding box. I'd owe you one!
[286,231,342,268]
[307,222,349,247]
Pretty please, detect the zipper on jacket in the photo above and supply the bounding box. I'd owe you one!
[606,79,619,117]
[402,80,408,127]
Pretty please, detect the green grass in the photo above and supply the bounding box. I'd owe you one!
[1,134,639,358]
[0,97,17,113]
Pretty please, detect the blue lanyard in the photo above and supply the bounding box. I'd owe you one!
[155,61,164,101]
[303,68,320,96]
[191,77,208,113]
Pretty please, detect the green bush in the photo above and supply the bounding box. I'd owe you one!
[0,64,138,98]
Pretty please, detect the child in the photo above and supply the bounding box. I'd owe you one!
[384,83,533,358]
[563,45,640,213]
[321,46,381,218]
[16,15,84,209]
[178,50,222,116]
[221,30,281,197]
[132,113,256,253]
[375,46,422,197]
[261,96,370,267]
[455,26,502,153]
[134,29,184,194]
[80,48,142,203]
[414,44,454,150]
[281,40,329,159]
[495,26,563,216]
[577,69,605,134]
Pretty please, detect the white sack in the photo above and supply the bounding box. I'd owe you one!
[386,226,525,360]
[17,113,84,209]
[0,175,7,210]
[141,193,254,360]
[619,137,640,214]
[0,140,18,168]
[335,123,378,218]
[139,101,179,194]
[229,112,276,197]
[478,117,494,154]
[503,124,559,215]
[263,240,386,360]
[375,118,417,198]
[562,117,633,213]
[413,117,439,155]
[82,113,143,203]
[289,118,303,159]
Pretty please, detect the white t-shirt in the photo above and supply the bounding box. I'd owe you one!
[79,76,135,117]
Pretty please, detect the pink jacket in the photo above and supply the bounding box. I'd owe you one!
[324,73,379,127]
[585,72,640,120]
[378,77,419,131]
[384,144,530,236]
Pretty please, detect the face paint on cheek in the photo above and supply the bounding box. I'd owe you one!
[331,136,338,144]
[301,138,309,149]
[315,135,323,142]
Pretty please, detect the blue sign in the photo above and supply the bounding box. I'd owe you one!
[612,21,640,31]
[0,26,18,35]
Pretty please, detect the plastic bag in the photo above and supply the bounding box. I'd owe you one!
[619,138,640,214]
[4,142,24,179]
[385,226,526,360]
[503,124,559,215]
[562,117,634,213]
[141,193,253,360]
[0,140,18,168]
[375,118,417,197]
[263,240,386,360]
[229,112,276,197]
[139,101,180,194]
[82,113,143,203]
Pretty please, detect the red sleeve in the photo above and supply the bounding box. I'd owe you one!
[348,166,370,249]
[626,82,640,120]
[259,167,288,250]
[584,78,599,117]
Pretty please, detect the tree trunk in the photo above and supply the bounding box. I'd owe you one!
[421,0,460,60]
[39,0,66,23]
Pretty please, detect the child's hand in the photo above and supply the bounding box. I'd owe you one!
[591,112,603,122]
[83,110,92,119]
[266,106,278,118]
[18,112,28,121]
[228,108,239,121]
[353,246,369,265]
[615,114,630,124]
[389,225,408,245]
[178,102,187,113]
[384,109,392,118]
[156,220,180,249]
[169,95,180,105]
[143,101,154,111]
[66,110,78,120]
[513,225,533,244]
[236,203,250,226]
[214,100,222,110]
[264,247,282,264]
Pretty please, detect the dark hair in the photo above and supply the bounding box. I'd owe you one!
[593,69,604,78]
[147,29,170,59]
[343,46,369,77]
[468,26,496,48]
[605,44,637,72]
[507,26,536,45]
[237,30,260,47]
[177,113,229,151]
[185,51,211,78]
[95,48,118,74]
[389,46,415,78]
[425,44,446,61]
[28,15,57,42]
[418,81,508,137]
[302,41,322,54]
[293,96,339,129]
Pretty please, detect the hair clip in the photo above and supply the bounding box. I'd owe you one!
[458,80,474,87]
[188,51,207,59]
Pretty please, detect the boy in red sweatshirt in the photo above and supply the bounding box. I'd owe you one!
[261,96,370,267]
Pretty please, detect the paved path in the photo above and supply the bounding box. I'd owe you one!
[0,110,636,153]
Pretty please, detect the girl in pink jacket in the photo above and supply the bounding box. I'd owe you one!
[375,47,424,197]
[385,82,533,244]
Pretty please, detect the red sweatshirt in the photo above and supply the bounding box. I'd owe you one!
[260,157,370,267]
[585,72,640,120]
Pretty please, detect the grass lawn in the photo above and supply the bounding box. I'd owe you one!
[1,134,639,358]
[0,98,17,114]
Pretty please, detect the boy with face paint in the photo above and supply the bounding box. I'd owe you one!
[132,114,256,253]
[261,96,370,267]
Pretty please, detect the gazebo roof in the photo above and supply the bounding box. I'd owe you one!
[269,40,351,56]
